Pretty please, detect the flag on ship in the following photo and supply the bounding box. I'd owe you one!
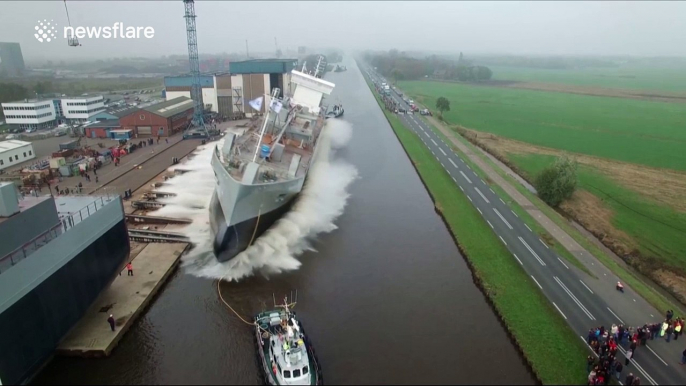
[248,96,263,112]
[270,99,283,113]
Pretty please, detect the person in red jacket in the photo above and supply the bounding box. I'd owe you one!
[126,262,133,276]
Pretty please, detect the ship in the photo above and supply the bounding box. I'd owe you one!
[254,295,322,385]
[210,64,336,262]
[0,183,130,385]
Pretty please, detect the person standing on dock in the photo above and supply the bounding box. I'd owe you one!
[127,262,133,276]
[107,315,115,331]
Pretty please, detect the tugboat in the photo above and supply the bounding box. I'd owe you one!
[325,104,344,119]
[254,296,323,385]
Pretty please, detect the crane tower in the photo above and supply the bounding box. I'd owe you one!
[183,0,205,130]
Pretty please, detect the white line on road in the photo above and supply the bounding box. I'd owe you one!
[468,196,473,202]
[531,275,543,290]
[447,170,451,175]
[499,236,507,246]
[499,198,506,205]
[539,239,549,249]
[477,207,483,215]
[493,208,513,230]
[557,257,569,269]
[617,346,657,385]
[487,220,494,229]
[439,148,447,156]
[449,158,457,168]
[490,188,495,194]
[513,253,523,265]
[646,345,668,366]
[453,177,458,183]
[553,302,568,319]
[518,236,546,266]
[431,139,438,146]
[424,131,430,138]
[511,210,518,218]
[460,171,472,184]
[580,336,599,358]
[441,162,445,168]
[579,280,594,294]
[474,187,490,204]
[466,164,471,170]
[459,185,464,192]
[607,307,625,324]
[554,276,595,320]
[525,224,533,232]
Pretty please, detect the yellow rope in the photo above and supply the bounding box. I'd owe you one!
[216,208,264,328]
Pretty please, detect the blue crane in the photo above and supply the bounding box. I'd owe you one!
[183,0,207,134]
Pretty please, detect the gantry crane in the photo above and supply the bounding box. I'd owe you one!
[183,0,207,136]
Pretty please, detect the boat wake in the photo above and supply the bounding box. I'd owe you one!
[153,119,357,282]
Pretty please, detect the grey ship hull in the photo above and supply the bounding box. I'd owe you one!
[210,126,328,263]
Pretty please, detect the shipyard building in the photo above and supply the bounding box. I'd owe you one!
[163,59,298,118]
[0,140,35,171]
[1,95,106,132]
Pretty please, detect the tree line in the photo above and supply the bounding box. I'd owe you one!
[364,50,493,82]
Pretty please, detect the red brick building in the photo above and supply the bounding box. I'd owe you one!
[84,119,121,138]
[119,97,194,137]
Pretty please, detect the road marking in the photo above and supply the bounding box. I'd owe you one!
[459,185,464,192]
[424,131,430,138]
[617,346,658,385]
[511,210,518,218]
[513,253,523,265]
[431,150,435,156]
[468,196,473,202]
[490,188,495,194]
[499,198,506,205]
[441,162,445,168]
[539,239,549,249]
[439,148,447,156]
[493,208,513,230]
[431,139,438,146]
[579,280,594,294]
[466,164,471,170]
[474,187,490,204]
[419,127,425,132]
[553,302,567,320]
[453,177,458,183]
[487,220,494,229]
[554,276,595,320]
[518,237,546,266]
[449,158,457,168]
[499,236,507,246]
[447,170,451,175]
[531,275,543,290]
[557,257,569,269]
[460,171,472,184]
[607,307,625,324]
[477,207,483,215]
[525,224,533,232]
[646,345,668,366]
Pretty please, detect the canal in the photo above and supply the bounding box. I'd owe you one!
[33,60,534,385]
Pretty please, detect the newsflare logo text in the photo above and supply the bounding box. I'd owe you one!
[33,20,155,43]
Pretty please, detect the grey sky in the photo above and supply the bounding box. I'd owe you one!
[2,1,686,63]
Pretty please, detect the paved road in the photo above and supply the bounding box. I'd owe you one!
[365,67,686,385]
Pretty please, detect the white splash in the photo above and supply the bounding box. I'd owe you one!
[154,119,357,281]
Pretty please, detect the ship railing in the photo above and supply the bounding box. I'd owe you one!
[0,222,63,275]
[56,195,116,230]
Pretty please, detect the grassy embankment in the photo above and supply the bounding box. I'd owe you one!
[489,66,686,93]
[364,77,588,384]
[399,80,686,304]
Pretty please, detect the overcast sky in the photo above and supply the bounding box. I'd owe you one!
[2,1,686,63]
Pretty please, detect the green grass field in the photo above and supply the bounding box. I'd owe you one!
[398,81,686,171]
[490,66,686,93]
[365,76,588,384]
[509,153,686,271]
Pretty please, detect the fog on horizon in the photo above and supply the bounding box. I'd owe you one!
[1,1,685,63]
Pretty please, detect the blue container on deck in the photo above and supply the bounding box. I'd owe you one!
[260,144,270,158]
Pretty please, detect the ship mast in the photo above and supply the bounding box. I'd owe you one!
[251,88,281,163]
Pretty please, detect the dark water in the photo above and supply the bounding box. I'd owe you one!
[33,61,534,385]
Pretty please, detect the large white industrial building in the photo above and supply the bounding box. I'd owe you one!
[1,100,56,131]
[0,140,35,171]
[1,95,106,132]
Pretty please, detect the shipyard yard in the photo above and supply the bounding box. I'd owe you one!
[31,60,536,384]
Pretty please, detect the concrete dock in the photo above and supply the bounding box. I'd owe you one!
[57,242,189,357]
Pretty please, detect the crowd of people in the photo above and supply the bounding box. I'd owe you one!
[586,309,683,385]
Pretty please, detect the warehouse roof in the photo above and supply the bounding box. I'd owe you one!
[86,119,120,128]
[143,96,194,118]
[0,140,32,152]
